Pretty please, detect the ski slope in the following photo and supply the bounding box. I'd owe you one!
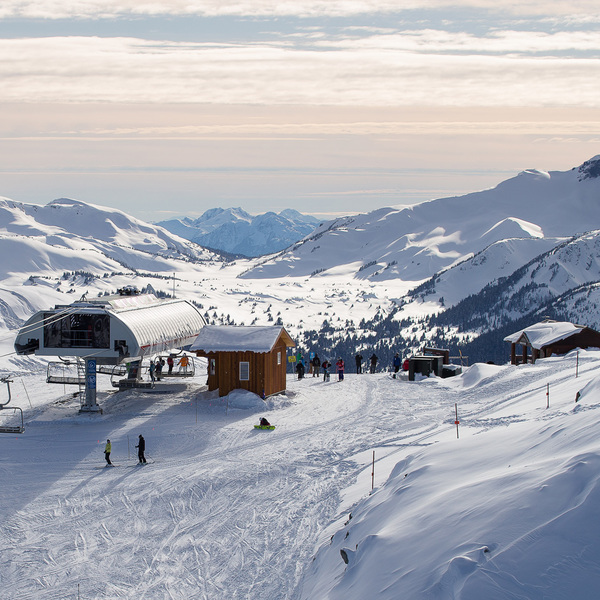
[2,349,600,599]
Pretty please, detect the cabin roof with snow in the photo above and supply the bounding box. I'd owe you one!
[190,325,295,354]
[504,321,584,349]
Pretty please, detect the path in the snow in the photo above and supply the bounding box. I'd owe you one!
[0,355,587,600]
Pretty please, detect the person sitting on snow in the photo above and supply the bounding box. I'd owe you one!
[260,417,271,427]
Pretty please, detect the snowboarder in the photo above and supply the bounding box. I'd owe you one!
[336,357,345,381]
[260,417,271,427]
[312,353,321,377]
[369,353,378,374]
[104,439,112,465]
[355,353,363,374]
[393,353,401,378]
[322,360,330,381]
[136,434,147,464]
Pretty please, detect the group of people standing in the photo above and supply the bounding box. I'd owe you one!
[354,353,380,374]
[295,352,346,382]
[148,354,190,383]
[296,350,408,381]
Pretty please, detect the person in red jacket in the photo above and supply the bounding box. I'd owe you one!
[336,358,345,381]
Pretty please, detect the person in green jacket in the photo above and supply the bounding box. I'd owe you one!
[104,439,112,465]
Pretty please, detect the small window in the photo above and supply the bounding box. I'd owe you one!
[239,361,250,381]
[210,358,216,375]
[277,351,281,365]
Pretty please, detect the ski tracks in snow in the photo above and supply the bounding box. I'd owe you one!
[5,362,586,600]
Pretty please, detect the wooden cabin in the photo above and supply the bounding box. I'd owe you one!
[504,320,600,365]
[191,325,295,398]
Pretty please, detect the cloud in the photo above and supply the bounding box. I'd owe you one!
[2,0,600,19]
[0,35,599,108]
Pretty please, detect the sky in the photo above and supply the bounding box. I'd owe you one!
[0,1,599,222]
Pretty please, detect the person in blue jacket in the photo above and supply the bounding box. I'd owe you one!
[393,353,401,378]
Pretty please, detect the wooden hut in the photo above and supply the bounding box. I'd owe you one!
[191,325,295,397]
[504,320,600,365]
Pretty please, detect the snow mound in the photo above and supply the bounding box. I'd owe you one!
[455,362,505,389]
[226,389,266,410]
[575,374,600,406]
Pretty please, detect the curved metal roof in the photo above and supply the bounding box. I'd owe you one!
[14,293,206,362]
[114,298,205,355]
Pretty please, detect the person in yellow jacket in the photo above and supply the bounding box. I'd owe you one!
[104,439,112,466]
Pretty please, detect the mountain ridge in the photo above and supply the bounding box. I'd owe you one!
[156,207,320,257]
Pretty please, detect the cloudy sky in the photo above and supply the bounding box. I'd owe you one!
[1,1,599,221]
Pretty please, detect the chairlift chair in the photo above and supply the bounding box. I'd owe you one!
[156,352,195,378]
[0,377,24,434]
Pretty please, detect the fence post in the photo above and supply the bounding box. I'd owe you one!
[546,383,550,409]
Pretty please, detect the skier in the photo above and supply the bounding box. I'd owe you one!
[355,353,363,374]
[312,353,321,377]
[322,360,330,382]
[167,355,174,375]
[104,439,112,466]
[336,357,345,381]
[369,353,378,374]
[393,353,401,378]
[148,360,156,384]
[136,434,147,464]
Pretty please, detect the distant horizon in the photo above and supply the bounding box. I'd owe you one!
[1,2,599,222]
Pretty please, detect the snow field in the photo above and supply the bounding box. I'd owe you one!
[1,349,600,599]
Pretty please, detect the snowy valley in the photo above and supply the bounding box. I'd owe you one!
[1,155,600,598]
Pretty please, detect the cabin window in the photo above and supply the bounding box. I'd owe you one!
[239,361,250,381]
[210,358,216,375]
[277,351,282,365]
[43,312,110,349]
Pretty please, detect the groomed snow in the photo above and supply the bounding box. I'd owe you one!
[2,348,600,599]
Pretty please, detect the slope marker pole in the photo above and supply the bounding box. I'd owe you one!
[371,450,375,491]
[455,403,460,439]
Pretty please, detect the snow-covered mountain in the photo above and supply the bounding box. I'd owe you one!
[0,196,218,275]
[2,156,600,368]
[242,156,600,282]
[424,229,600,336]
[157,207,320,257]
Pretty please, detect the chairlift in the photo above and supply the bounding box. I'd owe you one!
[111,361,152,389]
[46,358,85,385]
[154,353,195,378]
[0,377,24,434]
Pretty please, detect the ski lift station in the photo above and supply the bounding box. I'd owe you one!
[13,292,206,414]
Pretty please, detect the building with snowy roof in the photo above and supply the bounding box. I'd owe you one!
[14,292,206,410]
[191,325,295,398]
[504,320,600,365]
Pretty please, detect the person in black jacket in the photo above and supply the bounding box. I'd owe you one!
[369,353,378,374]
[355,353,363,374]
[136,434,147,464]
[312,353,321,377]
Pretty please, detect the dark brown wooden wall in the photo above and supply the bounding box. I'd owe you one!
[198,342,288,397]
